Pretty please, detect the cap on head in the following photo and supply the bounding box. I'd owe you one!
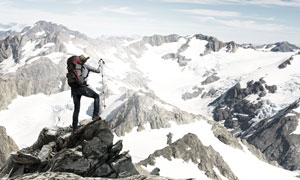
[79,55,90,63]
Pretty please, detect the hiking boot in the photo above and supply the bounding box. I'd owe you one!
[92,115,102,121]
[72,128,81,134]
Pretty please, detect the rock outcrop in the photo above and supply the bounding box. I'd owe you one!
[161,53,191,66]
[181,86,204,100]
[201,74,220,85]
[278,56,293,69]
[138,133,239,180]
[108,91,203,136]
[9,172,179,180]
[128,34,181,58]
[247,99,300,170]
[210,78,277,134]
[211,123,243,150]
[195,34,239,55]
[0,126,18,167]
[0,58,68,110]
[0,120,139,179]
[0,30,18,40]
[0,35,27,63]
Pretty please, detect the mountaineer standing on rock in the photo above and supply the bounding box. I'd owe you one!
[66,55,102,131]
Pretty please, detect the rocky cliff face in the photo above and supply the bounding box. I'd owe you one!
[210,78,277,135]
[0,30,18,40]
[109,91,203,136]
[0,126,18,167]
[0,58,68,110]
[247,99,300,170]
[138,133,239,180]
[0,119,139,179]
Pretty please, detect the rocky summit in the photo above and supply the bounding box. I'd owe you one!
[0,119,139,179]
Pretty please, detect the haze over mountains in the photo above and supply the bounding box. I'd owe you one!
[0,20,300,179]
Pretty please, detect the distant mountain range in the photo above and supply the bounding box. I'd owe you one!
[0,20,300,180]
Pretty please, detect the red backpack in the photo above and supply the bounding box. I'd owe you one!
[66,56,83,87]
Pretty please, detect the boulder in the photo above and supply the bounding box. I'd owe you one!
[0,120,139,178]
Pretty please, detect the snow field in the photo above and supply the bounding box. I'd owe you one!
[115,120,299,180]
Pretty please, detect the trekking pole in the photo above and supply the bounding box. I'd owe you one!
[98,58,106,109]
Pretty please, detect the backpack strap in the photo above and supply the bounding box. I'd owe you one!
[73,57,81,82]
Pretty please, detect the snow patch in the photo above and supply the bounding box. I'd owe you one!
[143,157,208,180]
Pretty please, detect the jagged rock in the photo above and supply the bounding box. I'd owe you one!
[177,39,190,54]
[201,74,220,85]
[247,99,300,170]
[278,56,293,69]
[109,91,202,136]
[0,120,139,179]
[195,34,239,55]
[0,30,18,40]
[150,167,160,176]
[211,123,243,150]
[129,34,181,58]
[9,172,179,180]
[162,53,191,66]
[138,133,238,180]
[0,35,27,63]
[166,132,173,145]
[161,53,176,60]
[182,86,204,100]
[265,84,277,93]
[271,41,300,52]
[201,88,217,99]
[0,126,18,167]
[141,34,181,47]
[210,79,277,134]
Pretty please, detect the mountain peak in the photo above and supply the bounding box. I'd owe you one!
[271,41,299,52]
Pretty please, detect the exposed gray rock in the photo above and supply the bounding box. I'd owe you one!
[128,34,181,58]
[182,86,204,100]
[9,172,180,180]
[201,88,217,99]
[166,132,173,145]
[0,35,27,63]
[141,34,181,47]
[177,39,190,54]
[271,41,300,52]
[201,74,220,85]
[109,91,202,136]
[138,133,239,180]
[0,120,139,178]
[162,53,191,66]
[0,126,18,167]
[150,167,160,176]
[195,34,239,55]
[278,55,293,69]
[247,99,300,170]
[210,79,277,134]
[0,30,18,40]
[161,53,176,60]
[0,58,68,110]
[211,123,243,150]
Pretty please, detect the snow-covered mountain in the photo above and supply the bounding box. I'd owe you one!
[0,20,300,179]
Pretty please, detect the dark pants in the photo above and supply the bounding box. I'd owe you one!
[71,86,99,129]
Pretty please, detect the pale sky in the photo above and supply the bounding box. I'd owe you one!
[0,0,299,45]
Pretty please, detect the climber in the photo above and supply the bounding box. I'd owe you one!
[66,55,103,132]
